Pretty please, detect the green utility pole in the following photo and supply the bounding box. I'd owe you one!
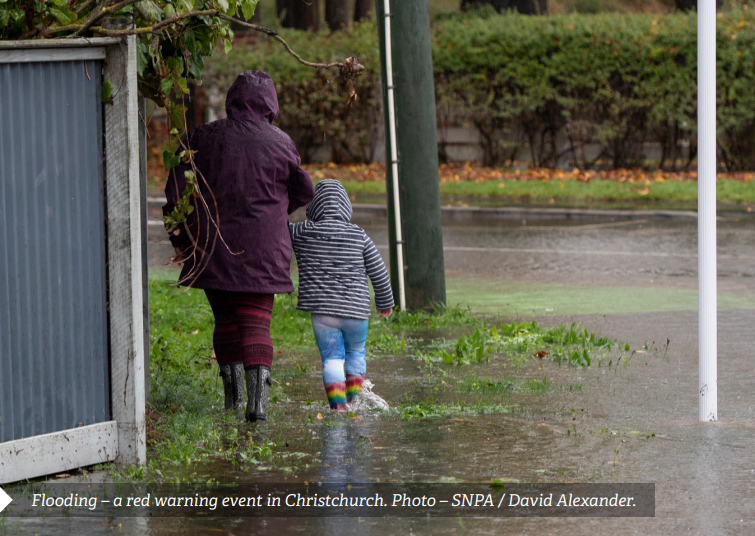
[376,0,446,311]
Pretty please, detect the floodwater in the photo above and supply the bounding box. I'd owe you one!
[10,212,755,534]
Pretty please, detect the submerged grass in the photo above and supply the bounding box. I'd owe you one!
[136,278,484,481]
[103,278,633,481]
[401,401,518,420]
[416,320,622,367]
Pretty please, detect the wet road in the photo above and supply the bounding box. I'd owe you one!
[365,215,755,295]
[151,208,755,297]
[16,210,752,535]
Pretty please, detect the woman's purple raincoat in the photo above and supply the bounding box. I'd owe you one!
[163,71,315,294]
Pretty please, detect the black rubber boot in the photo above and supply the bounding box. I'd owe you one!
[219,362,245,410]
[245,365,272,422]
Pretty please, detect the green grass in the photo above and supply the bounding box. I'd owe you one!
[140,277,485,480]
[417,320,619,367]
[339,178,755,210]
[446,279,755,316]
[401,401,518,420]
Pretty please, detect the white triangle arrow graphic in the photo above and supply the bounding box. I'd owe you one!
[0,487,12,513]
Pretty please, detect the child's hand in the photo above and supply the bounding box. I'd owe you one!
[378,308,393,318]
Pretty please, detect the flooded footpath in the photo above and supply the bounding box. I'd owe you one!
[7,214,755,535]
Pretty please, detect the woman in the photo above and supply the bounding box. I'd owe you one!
[163,71,315,422]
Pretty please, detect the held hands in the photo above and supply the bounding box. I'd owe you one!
[378,308,393,318]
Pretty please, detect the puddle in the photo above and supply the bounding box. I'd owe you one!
[15,216,755,534]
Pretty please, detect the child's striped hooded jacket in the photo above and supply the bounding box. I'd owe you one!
[289,179,394,319]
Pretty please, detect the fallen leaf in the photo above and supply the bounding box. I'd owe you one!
[534,351,548,358]
[536,423,550,427]
[317,413,323,420]
[191,330,199,335]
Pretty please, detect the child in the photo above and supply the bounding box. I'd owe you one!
[289,179,394,411]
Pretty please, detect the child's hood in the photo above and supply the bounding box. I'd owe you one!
[305,179,353,223]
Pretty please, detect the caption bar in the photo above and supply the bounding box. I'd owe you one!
[3,483,655,518]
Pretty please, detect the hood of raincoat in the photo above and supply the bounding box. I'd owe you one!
[306,179,353,222]
[225,70,279,123]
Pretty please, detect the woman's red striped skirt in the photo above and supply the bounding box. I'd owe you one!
[205,290,275,369]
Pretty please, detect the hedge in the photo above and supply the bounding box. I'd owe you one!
[208,10,755,171]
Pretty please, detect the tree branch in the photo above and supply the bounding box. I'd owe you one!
[217,14,343,70]
[75,0,98,14]
[52,9,218,37]
[68,0,142,37]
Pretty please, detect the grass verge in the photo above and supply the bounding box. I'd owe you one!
[91,277,639,482]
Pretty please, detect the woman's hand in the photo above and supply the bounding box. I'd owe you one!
[378,308,393,318]
[172,246,186,265]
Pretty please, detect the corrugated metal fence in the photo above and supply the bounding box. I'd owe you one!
[0,57,110,442]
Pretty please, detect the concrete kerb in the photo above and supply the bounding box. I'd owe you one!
[147,195,748,228]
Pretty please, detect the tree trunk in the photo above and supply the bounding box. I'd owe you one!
[377,0,446,311]
[279,0,320,30]
[675,0,722,10]
[277,0,292,27]
[354,0,372,22]
[326,0,349,31]
[461,0,547,14]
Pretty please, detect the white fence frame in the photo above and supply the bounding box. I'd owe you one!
[0,37,145,483]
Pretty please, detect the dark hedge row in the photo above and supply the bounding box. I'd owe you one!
[209,11,755,170]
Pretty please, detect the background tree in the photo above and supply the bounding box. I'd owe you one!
[674,0,722,10]
[326,0,349,30]
[460,0,548,15]
[354,0,373,22]
[278,0,320,30]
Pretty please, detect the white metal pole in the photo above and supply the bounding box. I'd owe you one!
[383,0,407,311]
[698,0,717,422]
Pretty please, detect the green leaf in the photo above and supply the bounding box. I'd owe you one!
[136,41,149,77]
[217,0,229,13]
[135,0,162,22]
[163,150,181,171]
[240,0,257,21]
[176,77,190,95]
[0,9,8,28]
[50,0,68,6]
[176,0,194,15]
[49,6,77,26]
[170,103,186,131]
[182,29,198,55]
[159,76,174,96]
[10,8,24,21]
[187,54,204,80]
[184,170,195,182]
[162,3,176,19]
[101,80,113,104]
[223,38,232,55]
